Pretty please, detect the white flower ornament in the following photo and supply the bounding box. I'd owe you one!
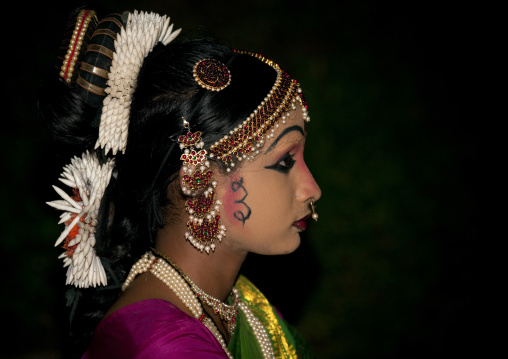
[47,151,115,288]
[49,10,181,288]
[95,10,181,155]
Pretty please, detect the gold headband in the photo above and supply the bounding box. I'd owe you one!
[208,51,309,170]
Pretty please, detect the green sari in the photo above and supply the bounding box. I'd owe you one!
[228,275,315,358]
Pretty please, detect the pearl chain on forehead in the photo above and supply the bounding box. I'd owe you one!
[208,51,310,172]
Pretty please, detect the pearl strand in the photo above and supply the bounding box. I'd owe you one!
[122,252,154,290]
[152,248,239,332]
[238,302,275,358]
[150,258,202,318]
[122,252,233,359]
[201,316,231,356]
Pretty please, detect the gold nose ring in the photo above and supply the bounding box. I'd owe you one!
[309,198,318,221]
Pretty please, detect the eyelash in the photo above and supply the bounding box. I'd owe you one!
[265,152,296,173]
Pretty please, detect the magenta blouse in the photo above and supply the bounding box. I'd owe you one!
[82,299,229,358]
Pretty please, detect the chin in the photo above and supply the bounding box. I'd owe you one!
[270,235,301,255]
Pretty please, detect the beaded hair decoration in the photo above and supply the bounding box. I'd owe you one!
[48,10,181,288]
[193,58,231,91]
[57,10,98,83]
[209,51,310,171]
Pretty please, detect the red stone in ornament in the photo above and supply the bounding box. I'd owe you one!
[186,191,215,214]
[178,131,202,147]
[180,149,207,165]
[183,170,212,190]
[194,59,231,90]
[188,215,221,243]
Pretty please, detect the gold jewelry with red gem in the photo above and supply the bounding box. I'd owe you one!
[178,118,226,253]
[193,58,231,91]
[59,9,98,83]
[208,51,310,172]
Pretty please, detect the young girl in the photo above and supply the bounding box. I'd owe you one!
[41,8,321,358]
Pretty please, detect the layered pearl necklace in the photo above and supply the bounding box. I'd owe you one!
[152,248,239,335]
[122,252,233,358]
[123,251,275,359]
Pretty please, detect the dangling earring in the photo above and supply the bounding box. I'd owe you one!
[309,198,318,221]
[178,118,226,253]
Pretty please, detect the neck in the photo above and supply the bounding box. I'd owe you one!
[154,224,247,302]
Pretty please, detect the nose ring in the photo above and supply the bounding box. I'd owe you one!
[309,198,318,221]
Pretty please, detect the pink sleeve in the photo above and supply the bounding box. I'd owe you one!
[82,299,228,359]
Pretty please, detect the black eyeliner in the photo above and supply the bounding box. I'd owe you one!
[264,152,296,173]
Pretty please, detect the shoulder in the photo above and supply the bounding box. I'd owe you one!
[83,299,227,359]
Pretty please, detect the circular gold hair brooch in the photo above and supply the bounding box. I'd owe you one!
[193,59,231,91]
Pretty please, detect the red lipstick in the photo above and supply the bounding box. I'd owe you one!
[293,214,310,231]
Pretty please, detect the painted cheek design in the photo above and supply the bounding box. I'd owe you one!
[231,177,251,225]
[224,177,252,226]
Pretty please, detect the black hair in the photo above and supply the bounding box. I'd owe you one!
[40,26,277,358]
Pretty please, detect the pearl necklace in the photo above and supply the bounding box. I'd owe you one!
[123,251,276,358]
[238,302,275,358]
[122,252,233,358]
[152,248,239,335]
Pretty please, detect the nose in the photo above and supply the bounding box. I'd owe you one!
[296,161,321,203]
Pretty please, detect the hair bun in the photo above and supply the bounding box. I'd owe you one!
[75,13,125,108]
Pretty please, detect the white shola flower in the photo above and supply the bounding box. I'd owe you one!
[47,151,115,288]
[95,10,181,155]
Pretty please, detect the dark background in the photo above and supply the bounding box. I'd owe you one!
[2,0,490,358]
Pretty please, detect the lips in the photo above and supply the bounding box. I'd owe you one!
[293,214,310,231]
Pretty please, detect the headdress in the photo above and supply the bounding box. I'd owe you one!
[209,51,310,171]
[46,151,114,287]
[48,9,181,288]
[176,52,311,253]
[95,11,180,155]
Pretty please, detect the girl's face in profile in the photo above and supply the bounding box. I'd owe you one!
[217,105,321,256]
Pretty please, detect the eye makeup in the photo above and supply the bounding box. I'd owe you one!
[264,152,296,173]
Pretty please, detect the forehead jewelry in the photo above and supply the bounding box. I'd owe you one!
[208,51,310,172]
[193,58,231,91]
[309,198,318,221]
[178,118,226,253]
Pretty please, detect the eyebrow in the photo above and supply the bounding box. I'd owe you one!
[264,125,305,154]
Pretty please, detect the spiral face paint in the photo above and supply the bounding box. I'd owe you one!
[223,176,251,226]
